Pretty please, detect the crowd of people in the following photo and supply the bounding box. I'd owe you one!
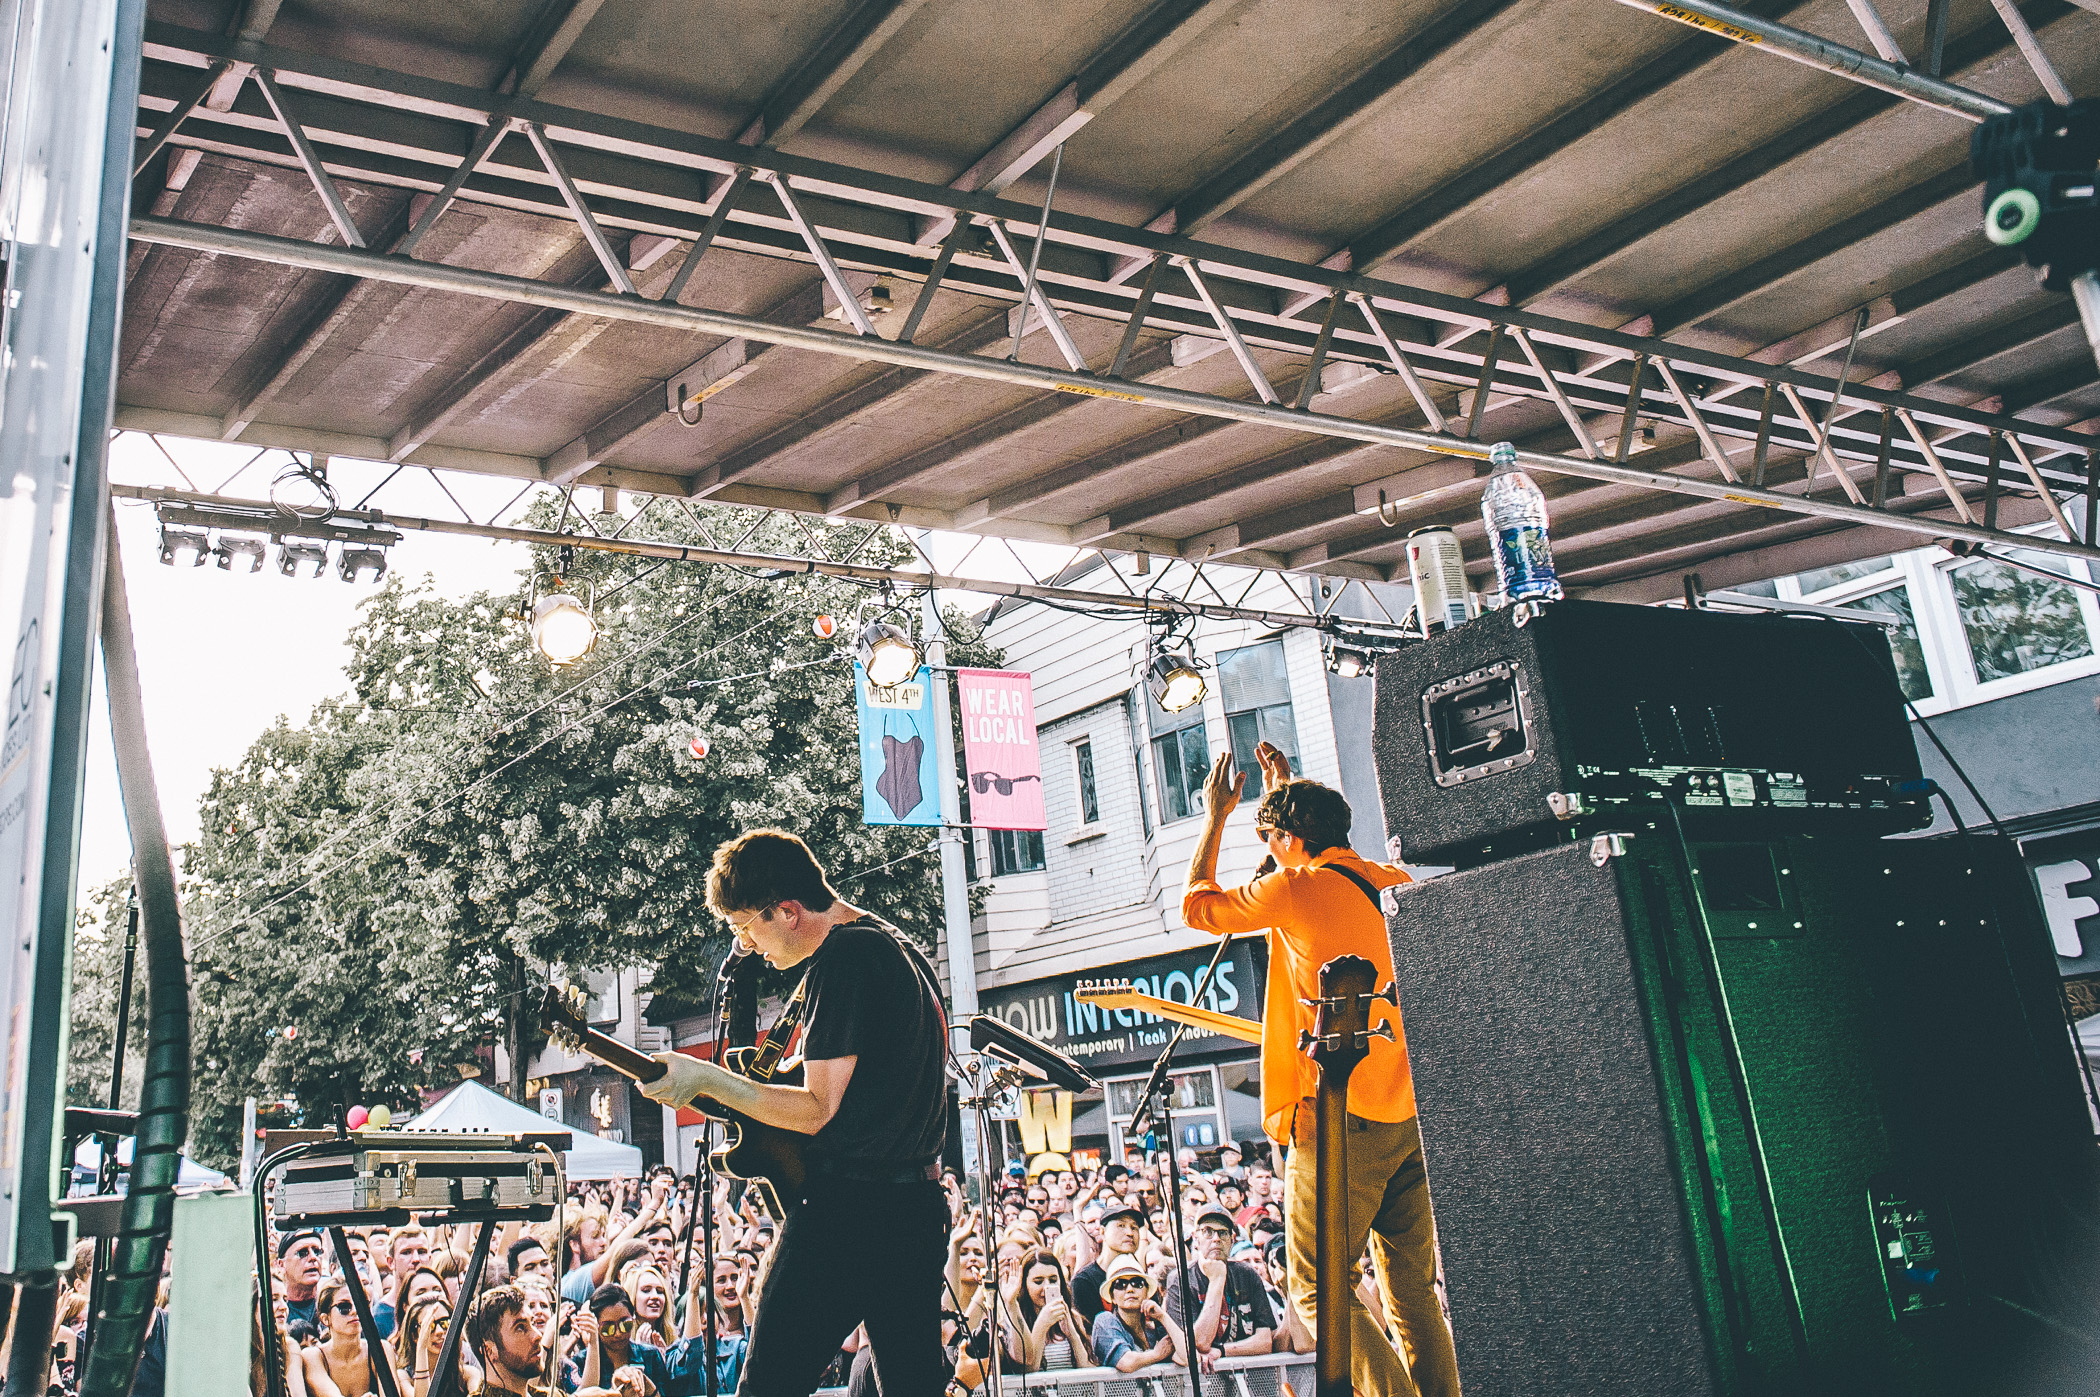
[237,1143,1336,1397]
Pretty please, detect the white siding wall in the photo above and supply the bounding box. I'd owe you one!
[970,570,1350,990]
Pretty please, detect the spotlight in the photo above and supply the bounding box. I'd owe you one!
[531,593,598,665]
[337,547,389,583]
[1145,642,1207,713]
[855,620,920,688]
[158,527,212,567]
[215,537,266,572]
[1327,643,1373,680]
[277,541,329,577]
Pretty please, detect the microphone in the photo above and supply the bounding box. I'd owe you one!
[717,944,753,984]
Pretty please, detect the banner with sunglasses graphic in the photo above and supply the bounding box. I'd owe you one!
[956,669,1047,830]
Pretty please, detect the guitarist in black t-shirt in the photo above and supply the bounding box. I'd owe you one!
[642,828,950,1397]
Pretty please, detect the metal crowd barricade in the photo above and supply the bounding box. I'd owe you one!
[814,1351,1319,1397]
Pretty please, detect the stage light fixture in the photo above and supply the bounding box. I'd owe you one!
[337,547,389,583]
[277,541,330,577]
[1145,642,1207,713]
[158,527,212,567]
[1327,643,1372,679]
[855,620,920,688]
[531,593,598,665]
[215,537,266,572]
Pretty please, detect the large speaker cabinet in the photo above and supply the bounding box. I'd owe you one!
[1370,600,1929,868]
[1386,826,2099,1396]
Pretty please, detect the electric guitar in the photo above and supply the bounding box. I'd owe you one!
[537,986,803,1209]
[1072,980,1264,1045]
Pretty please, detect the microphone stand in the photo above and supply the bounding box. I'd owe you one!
[1126,930,1236,1397]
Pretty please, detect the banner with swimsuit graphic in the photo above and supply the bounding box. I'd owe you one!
[855,662,940,826]
[955,668,1046,831]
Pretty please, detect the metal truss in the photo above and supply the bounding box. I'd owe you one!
[129,21,2100,569]
[110,440,1399,637]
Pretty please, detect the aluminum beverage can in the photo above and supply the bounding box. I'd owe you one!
[1405,527,1471,633]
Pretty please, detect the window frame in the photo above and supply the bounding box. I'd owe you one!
[1773,532,2100,717]
[1216,638,1302,779]
[988,827,1047,876]
[1072,737,1101,827]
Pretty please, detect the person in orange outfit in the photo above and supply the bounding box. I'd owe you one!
[1180,742,1459,1397]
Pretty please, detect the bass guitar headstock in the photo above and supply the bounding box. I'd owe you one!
[1298,955,1396,1083]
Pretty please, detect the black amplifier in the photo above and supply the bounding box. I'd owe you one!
[1370,599,1929,868]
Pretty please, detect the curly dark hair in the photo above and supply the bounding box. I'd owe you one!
[1253,779,1352,855]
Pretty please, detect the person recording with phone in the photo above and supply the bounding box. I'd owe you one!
[1005,1250,1089,1372]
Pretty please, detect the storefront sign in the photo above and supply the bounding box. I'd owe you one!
[977,939,1265,1074]
[956,669,1046,830]
[2028,826,2100,976]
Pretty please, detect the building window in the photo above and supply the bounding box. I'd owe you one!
[990,828,1046,875]
[1946,546,2094,684]
[1218,640,1301,777]
[1147,680,1209,823]
[1074,740,1100,824]
[1836,584,1933,703]
[1744,532,2100,715]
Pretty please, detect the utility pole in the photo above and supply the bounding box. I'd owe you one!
[923,587,981,1181]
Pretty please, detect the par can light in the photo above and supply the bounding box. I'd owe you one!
[1146,644,1207,713]
[1327,643,1373,680]
[856,620,920,688]
[531,593,598,665]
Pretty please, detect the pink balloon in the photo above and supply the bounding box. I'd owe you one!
[346,1106,369,1130]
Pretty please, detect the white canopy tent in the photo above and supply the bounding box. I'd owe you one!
[407,1080,643,1181]
[70,1137,227,1191]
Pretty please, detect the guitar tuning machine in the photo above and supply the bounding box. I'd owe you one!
[1372,981,1398,1007]
[1358,1022,1397,1048]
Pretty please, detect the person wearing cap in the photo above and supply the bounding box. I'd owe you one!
[1088,1256,1189,1373]
[276,1230,326,1333]
[1181,743,1459,1397]
[1070,1204,1145,1330]
[1163,1208,1274,1362]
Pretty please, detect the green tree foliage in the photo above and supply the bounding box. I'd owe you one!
[163,509,997,1167]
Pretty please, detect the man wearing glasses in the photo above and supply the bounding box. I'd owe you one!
[1181,744,1460,1397]
[1163,1209,1275,1365]
[640,829,948,1397]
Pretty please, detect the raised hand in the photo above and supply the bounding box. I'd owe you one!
[1255,740,1293,795]
[1201,753,1246,820]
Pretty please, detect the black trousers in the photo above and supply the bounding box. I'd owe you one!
[740,1176,947,1396]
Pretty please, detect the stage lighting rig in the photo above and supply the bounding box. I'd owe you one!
[1145,636,1207,713]
[215,537,266,572]
[1325,640,1374,679]
[157,527,212,567]
[1972,99,2100,369]
[337,547,389,584]
[530,592,598,665]
[854,619,920,688]
[277,541,329,578]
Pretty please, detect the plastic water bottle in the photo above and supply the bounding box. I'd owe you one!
[1480,441,1563,603]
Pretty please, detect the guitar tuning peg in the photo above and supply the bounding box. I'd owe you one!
[1297,1029,1316,1054]
[1368,1021,1397,1043]
[1373,981,1399,1005]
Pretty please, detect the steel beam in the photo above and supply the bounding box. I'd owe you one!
[502,0,612,98]
[129,25,2098,475]
[129,215,2100,567]
[1160,0,1520,237]
[1613,0,2013,120]
[738,0,933,148]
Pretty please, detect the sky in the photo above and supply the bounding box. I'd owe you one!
[74,432,1081,894]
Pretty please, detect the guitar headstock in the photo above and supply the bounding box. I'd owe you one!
[1074,978,1138,1007]
[537,983,593,1055]
[1298,955,1393,1081]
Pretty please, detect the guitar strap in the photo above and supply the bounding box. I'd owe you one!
[1327,862,1387,913]
[742,978,810,1083]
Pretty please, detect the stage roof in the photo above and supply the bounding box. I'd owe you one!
[119,0,2100,601]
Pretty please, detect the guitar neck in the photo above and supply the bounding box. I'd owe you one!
[571,1025,667,1084]
[1074,991,1264,1045]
